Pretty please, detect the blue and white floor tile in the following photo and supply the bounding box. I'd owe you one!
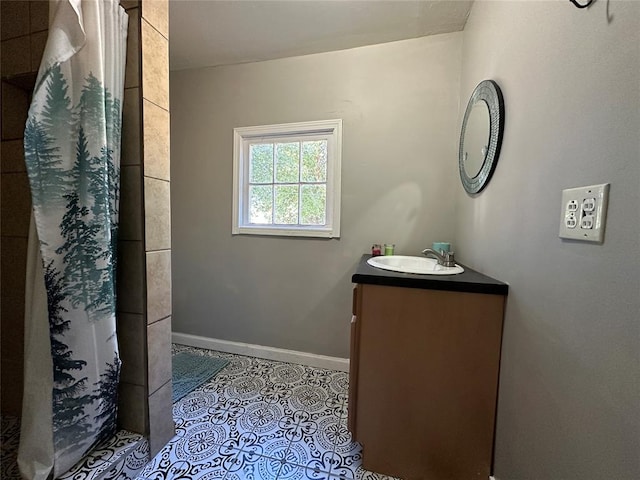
[58,430,147,480]
[1,345,398,480]
[0,414,148,480]
[138,345,399,480]
[1,414,21,480]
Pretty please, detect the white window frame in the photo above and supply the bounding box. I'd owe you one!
[232,119,342,238]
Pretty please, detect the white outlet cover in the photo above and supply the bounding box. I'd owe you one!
[559,183,610,242]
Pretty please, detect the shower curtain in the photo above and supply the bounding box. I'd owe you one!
[18,1,128,478]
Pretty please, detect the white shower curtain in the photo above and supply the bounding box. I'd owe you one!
[18,1,128,478]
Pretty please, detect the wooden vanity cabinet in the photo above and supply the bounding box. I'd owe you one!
[349,283,506,480]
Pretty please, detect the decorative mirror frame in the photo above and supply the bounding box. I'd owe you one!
[459,80,505,194]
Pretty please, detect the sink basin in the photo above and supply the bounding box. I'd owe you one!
[367,255,464,275]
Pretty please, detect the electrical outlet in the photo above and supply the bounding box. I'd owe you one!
[559,183,610,242]
[582,198,596,212]
[566,213,577,229]
[580,214,594,229]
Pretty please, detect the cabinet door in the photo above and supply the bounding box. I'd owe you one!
[347,286,361,435]
[356,284,505,479]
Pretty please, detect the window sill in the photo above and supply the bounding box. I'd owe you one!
[232,225,339,239]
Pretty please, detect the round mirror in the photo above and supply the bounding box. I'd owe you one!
[459,80,504,194]
[462,100,490,179]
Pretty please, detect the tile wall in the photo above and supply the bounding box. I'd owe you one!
[0,0,48,417]
[117,0,174,456]
[0,0,173,457]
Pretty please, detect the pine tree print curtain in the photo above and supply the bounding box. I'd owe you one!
[18,1,128,478]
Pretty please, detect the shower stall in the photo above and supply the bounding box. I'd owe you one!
[0,0,173,477]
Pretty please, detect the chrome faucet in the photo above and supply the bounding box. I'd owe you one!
[421,248,456,267]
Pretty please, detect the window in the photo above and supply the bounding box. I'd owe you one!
[232,119,342,238]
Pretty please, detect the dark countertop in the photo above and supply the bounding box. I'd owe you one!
[352,254,508,296]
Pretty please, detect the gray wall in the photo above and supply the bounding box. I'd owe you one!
[456,2,639,479]
[170,34,462,357]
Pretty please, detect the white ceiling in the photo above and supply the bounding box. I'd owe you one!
[169,0,473,71]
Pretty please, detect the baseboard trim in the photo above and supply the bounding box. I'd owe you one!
[172,332,350,372]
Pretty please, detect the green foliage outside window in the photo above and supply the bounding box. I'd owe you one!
[275,185,299,224]
[248,139,328,226]
[301,140,327,182]
[249,185,272,224]
[275,142,299,183]
[249,144,273,183]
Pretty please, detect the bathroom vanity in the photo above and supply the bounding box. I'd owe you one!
[349,255,508,480]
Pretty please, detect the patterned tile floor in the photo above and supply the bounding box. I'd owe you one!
[1,414,147,480]
[138,345,399,480]
[1,414,21,479]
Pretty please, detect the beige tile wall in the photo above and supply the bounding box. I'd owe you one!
[147,316,172,394]
[1,83,30,139]
[118,313,146,385]
[117,3,143,384]
[0,0,46,416]
[141,0,174,454]
[117,0,148,438]
[146,250,172,324]
[1,1,30,40]
[144,177,171,251]
[142,99,170,180]
[148,378,174,455]
[117,0,174,456]
[1,0,174,455]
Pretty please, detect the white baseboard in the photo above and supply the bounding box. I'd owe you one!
[172,332,350,372]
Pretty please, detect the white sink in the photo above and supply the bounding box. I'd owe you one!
[367,255,464,275]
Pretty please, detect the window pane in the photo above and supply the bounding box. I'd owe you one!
[301,140,327,182]
[275,142,300,183]
[300,185,326,225]
[250,144,273,183]
[249,185,273,224]
[274,185,299,224]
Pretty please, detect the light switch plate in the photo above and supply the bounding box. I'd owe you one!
[559,183,609,242]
